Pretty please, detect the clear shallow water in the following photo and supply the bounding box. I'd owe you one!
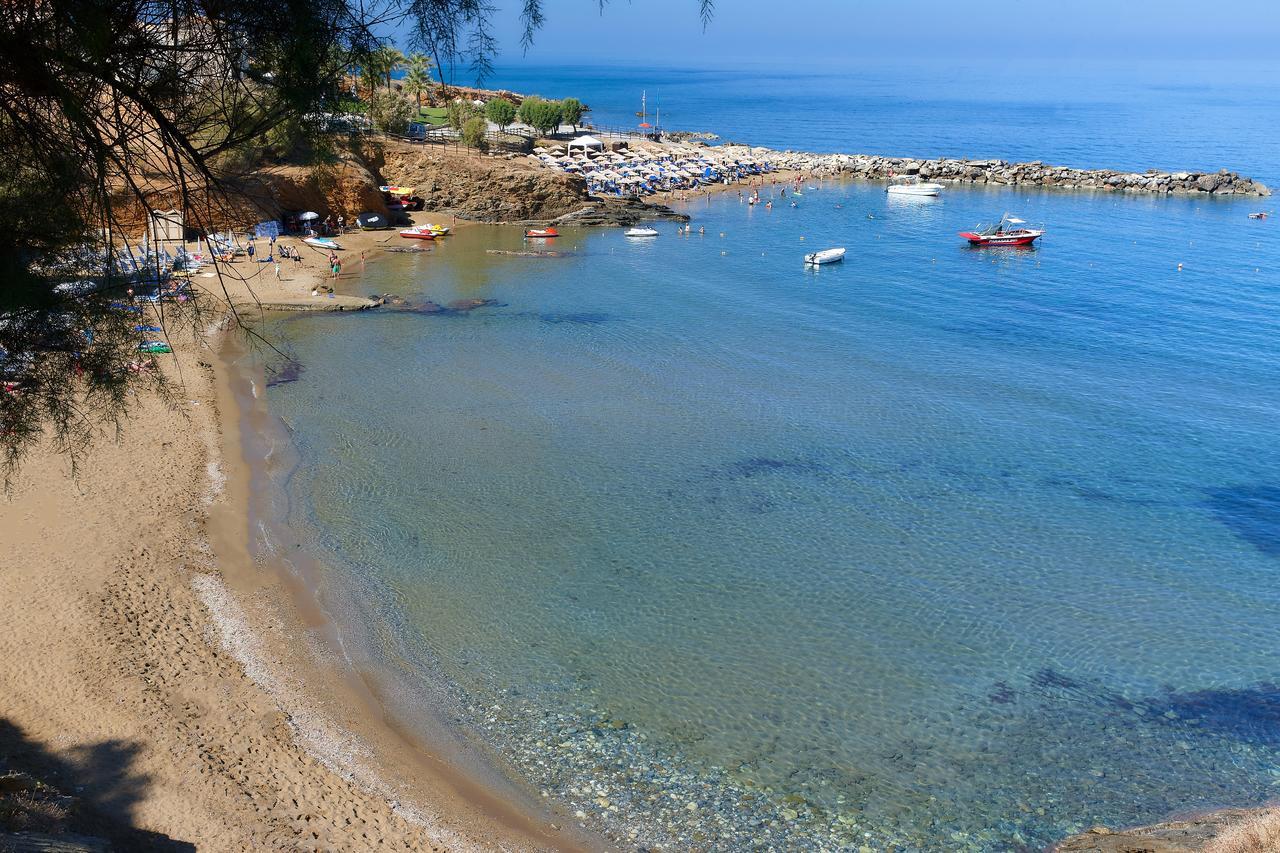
[266,184,1280,849]
[487,60,1280,186]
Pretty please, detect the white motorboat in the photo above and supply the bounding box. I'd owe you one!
[886,176,944,197]
[625,227,659,238]
[804,247,846,265]
[303,236,342,250]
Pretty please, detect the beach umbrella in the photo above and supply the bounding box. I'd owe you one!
[299,211,320,221]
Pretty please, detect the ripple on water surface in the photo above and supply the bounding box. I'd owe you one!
[266,184,1280,850]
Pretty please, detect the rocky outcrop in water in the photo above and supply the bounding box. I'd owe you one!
[1052,806,1280,852]
[722,145,1271,196]
[548,197,689,227]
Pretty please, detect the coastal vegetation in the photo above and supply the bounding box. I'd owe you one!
[461,116,489,150]
[485,97,518,131]
[517,96,565,135]
[401,52,435,107]
[561,97,585,132]
[0,0,650,470]
[446,98,484,130]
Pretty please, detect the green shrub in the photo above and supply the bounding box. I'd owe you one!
[368,91,413,134]
[523,98,563,135]
[446,99,482,131]
[484,98,516,131]
[560,97,584,131]
[461,116,488,150]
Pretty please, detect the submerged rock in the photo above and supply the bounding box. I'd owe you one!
[446,298,498,312]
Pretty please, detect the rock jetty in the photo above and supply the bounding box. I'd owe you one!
[719,144,1271,196]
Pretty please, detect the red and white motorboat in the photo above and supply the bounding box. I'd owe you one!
[399,226,436,240]
[959,213,1044,247]
[525,228,559,238]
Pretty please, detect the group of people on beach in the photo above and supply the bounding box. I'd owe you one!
[737,175,812,210]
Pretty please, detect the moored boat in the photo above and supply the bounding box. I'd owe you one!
[887,176,945,197]
[303,236,342,250]
[625,227,659,238]
[1248,211,1270,219]
[804,247,846,265]
[525,228,559,238]
[399,226,436,240]
[959,213,1044,247]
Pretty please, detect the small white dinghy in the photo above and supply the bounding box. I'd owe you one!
[804,247,846,266]
[625,227,659,238]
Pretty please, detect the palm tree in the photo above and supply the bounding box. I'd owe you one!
[403,53,433,110]
[375,45,406,92]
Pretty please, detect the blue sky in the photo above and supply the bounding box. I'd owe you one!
[414,0,1280,64]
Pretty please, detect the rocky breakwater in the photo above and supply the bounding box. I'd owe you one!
[721,145,1271,196]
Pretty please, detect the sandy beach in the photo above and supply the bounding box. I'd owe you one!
[0,230,588,851]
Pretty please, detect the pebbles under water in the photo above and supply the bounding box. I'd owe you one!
[265,184,1280,850]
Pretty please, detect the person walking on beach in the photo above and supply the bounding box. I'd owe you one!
[273,259,281,280]
[246,240,255,261]
[337,214,346,232]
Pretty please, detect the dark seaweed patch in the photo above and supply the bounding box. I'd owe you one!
[1040,475,1165,507]
[265,359,303,387]
[714,456,831,481]
[1153,683,1280,746]
[540,312,617,325]
[1031,668,1082,691]
[988,681,1017,705]
[1204,486,1280,557]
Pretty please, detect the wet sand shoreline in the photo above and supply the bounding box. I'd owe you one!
[0,223,594,849]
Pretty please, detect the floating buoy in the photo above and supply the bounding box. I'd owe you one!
[800,236,805,241]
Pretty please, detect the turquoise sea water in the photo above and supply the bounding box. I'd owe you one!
[264,64,1280,850]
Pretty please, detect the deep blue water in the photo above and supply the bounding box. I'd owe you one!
[262,61,1280,850]
[488,60,1280,186]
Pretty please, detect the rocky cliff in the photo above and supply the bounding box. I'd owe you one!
[376,142,593,222]
[240,154,389,220]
